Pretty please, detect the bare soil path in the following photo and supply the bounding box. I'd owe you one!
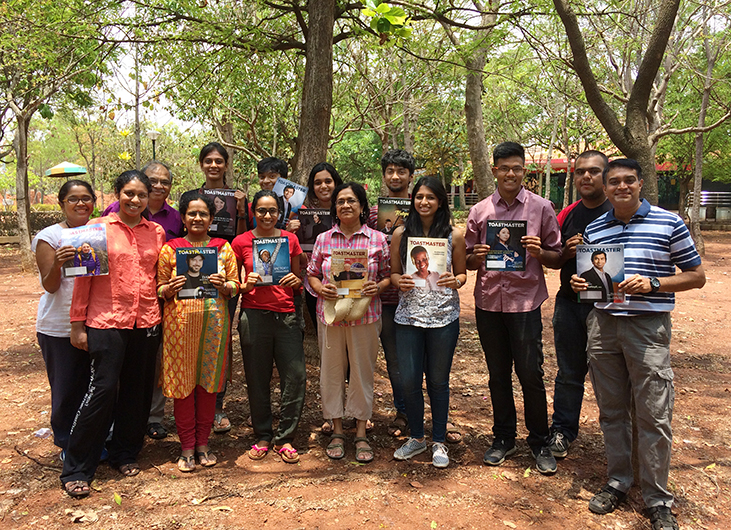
[0,234,729,529]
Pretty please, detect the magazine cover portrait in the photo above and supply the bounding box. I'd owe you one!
[484,220,527,271]
[175,247,219,299]
[60,223,109,277]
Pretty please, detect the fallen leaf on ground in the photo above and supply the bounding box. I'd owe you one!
[65,509,98,523]
[503,521,517,528]
[410,481,424,489]
[523,467,531,478]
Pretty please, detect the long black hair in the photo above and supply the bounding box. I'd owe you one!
[399,176,452,265]
[306,162,343,207]
[199,142,230,187]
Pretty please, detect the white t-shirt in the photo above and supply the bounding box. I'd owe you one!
[32,224,74,337]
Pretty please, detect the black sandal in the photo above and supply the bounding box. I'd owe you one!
[146,422,168,440]
[589,484,627,515]
[387,413,408,438]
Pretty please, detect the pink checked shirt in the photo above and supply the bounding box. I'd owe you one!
[465,187,561,313]
[307,224,390,326]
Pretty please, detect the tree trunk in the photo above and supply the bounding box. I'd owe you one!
[464,2,497,202]
[290,0,334,185]
[15,114,34,271]
[691,18,716,256]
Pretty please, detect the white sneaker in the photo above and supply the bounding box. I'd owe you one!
[432,442,449,468]
[394,437,427,460]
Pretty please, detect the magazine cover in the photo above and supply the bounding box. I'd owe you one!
[252,236,291,286]
[331,248,368,298]
[576,244,626,303]
[60,223,109,277]
[377,197,410,239]
[273,177,308,229]
[406,237,449,291]
[176,247,219,299]
[485,220,527,271]
[201,188,237,237]
[296,208,332,252]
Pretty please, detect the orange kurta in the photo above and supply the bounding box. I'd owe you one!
[157,239,240,399]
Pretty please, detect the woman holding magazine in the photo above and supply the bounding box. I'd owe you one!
[307,183,390,463]
[157,191,240,472]
[389,176,466,468]
[32,180,96,462]
[194,142,246,433]
[231,190,306,464]
[61,170,166,497]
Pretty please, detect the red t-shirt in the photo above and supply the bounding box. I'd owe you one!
[231,230,303,312]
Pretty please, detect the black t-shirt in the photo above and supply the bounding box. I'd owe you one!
[557,200,613,300]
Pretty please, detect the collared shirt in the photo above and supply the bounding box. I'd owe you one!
[103,201,183,242]
[307,224,390,326]
[70,213,166,329]
[465,187,561,313]
[584,199,702,315]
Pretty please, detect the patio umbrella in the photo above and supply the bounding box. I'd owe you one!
[44,161,87,177]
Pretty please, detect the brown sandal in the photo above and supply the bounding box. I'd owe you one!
[119,462,140,477]
[177,455,196,472]
[248,442,269,460]
[195,449,217,467]
[275,445,300,464]
[64,480,90,498]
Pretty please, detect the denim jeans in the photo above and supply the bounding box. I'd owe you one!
[381,304,406,415]
[550,296,593,442]
[395,319,459,443]
[475,307,549,450]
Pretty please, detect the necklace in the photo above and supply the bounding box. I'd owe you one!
[185,235,210,246]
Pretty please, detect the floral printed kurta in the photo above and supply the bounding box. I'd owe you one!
[157,238,240,399]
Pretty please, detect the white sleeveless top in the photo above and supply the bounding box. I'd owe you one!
[32,224,75,337]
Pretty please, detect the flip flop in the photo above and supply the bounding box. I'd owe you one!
[354,437,374,463]
[195,450,217,467]
[177,455,196,473]
[326,434,346,460]
[64,480,90,498]
[275,445,300,464]
[213,412,232,433]
[248,443,270,460]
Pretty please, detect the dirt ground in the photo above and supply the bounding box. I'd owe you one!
[0,232,729,530]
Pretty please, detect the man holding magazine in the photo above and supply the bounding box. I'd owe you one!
[571,158,705,530]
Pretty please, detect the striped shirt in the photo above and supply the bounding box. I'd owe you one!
[584,199,702,315]
[307,224,390,326]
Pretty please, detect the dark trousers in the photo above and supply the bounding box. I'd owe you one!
[475,307,549,450]
[380,304,406,415]
[37,333,91,451]
[60,326,160,484]
[239,308,306,445]
[551,296,593,441]
[395,320,459,442]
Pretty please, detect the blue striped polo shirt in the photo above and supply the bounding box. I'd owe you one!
[584,199,702,315]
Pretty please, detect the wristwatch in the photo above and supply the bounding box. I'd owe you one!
[649,277,661,293]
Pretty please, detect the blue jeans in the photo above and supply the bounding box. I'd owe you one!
[381,304,406,415]
[475,307,549,450]
[550,296,593,442]
[395,319,459,443]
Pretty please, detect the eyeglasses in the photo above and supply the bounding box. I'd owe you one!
[495,166,525,176]
[258,173,280,182]
[64,196,95,205]
[149,178,172,187]
[574,168,603,177]
[186,211,210,219]
[335,198,359,207]
[255,208,279,217]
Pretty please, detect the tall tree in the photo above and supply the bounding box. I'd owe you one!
[0,0,116,268]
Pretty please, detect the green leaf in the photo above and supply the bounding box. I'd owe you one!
[376,3,390,14]
[376,18,391,34]
[361,8,376,17]
[114,492,122,505]
[39,104,53,120]
[523,467,531,478]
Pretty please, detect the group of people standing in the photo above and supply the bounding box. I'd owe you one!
[32,140,702,530]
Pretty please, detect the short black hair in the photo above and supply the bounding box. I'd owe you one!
[284,185,295,193]
[257,157,288,180]
[251,189,280,212]
[410,245,428,259]
[381,149,415,176]
[186,251,203,264]
[575,150,608,168]
[492,142,525,166]
[591,250,607,261]
[603,158,642,184]
[331,182,369,225]
[59,179,96,204]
